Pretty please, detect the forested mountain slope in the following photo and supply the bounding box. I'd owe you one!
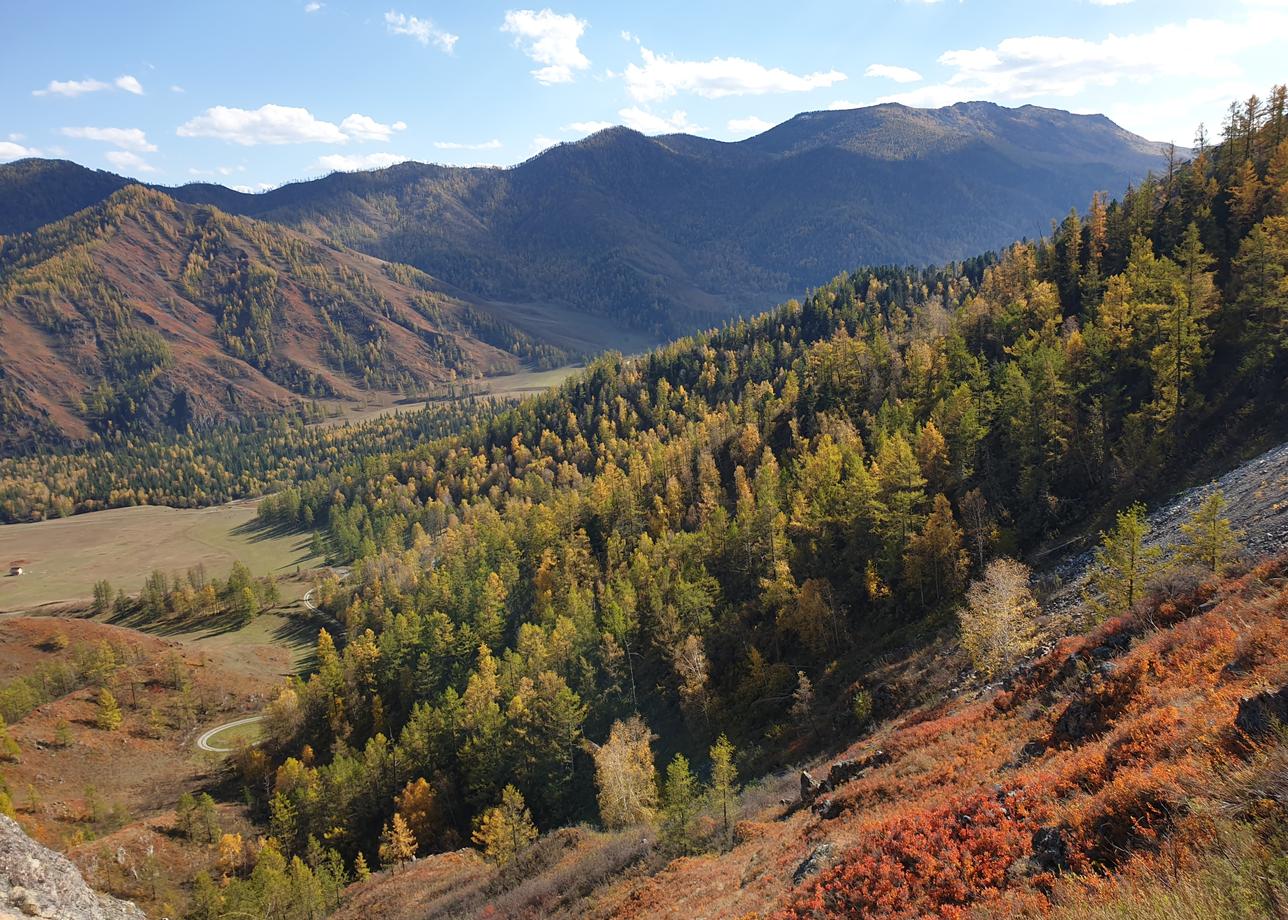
[0,186,564,452]
[125,87,1288,918]
[2,101,1174,342]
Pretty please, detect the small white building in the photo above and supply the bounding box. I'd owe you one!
[8,560,25,577]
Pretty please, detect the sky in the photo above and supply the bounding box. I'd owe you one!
[2,0,1287,191]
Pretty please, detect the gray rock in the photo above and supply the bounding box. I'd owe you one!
[0,815,145,920]
[792,842,836,885]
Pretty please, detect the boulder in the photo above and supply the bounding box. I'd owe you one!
[0,815,146,920]
[791,842,836,885]
[1235,684,1288,741]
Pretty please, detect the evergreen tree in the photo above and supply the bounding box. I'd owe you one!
[378,812,417,871]
[471,785,537,866]
[1175,490,1243,575]
[95,688,122,731]
[660,754,700,855]
[1086,503,1165,621]
[708,734,738,849]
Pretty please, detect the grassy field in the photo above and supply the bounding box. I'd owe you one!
[0,500,316,612]
[313,363,586,429]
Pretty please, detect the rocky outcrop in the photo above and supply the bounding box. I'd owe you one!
[0,815,145,920]
[1235,684,1288,741]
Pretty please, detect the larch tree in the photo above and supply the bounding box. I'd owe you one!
[378,812,417,871]
[1085,503,1165,621]
[660,753,700,855]
[958,558,1040,678]
[708,734,738,849]
[95,688,122,731]
[1176,490,1243,575]
[592,715,658,829]
[471,785,537,866]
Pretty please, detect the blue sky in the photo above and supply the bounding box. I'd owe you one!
[3,0,1286,190]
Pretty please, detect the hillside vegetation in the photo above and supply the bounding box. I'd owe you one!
[124,87,1288,917]
[0,186,566,451]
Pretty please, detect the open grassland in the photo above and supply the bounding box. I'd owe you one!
[0,501,315,612]
[312,363,587,429]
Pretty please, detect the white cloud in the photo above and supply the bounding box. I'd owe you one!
[61,126,157,152]
[385,10,458,53]
[339,113,406,142]
[618,107,698,134]
[826,99,865,110]
[33,78,110,97]
[177,104,402,145]
[502,9,590,85]
[621,30,638,43]
[864,63,923,84]
[33,74,144,97]
[0,141,41,162]
[434,138,503,150]
[170,84,185,93]
[878,9,1288,112]
[531,135,560,153]
[566,120,615,134]
[105,150,156,174]
[623,47,846,102]
[305,1,323,11]
[317,152,409,171]
[232,182,275,193]
[727,115,773,135]
[1090,0,1133,5]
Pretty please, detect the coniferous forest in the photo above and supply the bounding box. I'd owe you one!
[189,89,1288,890]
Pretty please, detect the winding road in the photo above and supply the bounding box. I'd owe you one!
[195,715,265,753]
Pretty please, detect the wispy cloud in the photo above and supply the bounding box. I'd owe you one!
[33,74,143,97]
[618,107,699,134]
[316,152,409,171]
[385,10,458,52]
[623,47,845,102]
[566,120,615,134]
[105,150,156,174]
[305,1,323,11]
[502,9,590,85]
[434,139,503,150]
[864,63,923,84]
[727,115,773,135]
[61,126,157,152]
[0,140,42,162]
[877,9,1288,112]
[177,105,405,145]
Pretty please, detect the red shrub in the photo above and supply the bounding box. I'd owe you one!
[775,786,1048,920]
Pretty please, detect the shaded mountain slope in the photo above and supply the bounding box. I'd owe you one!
[0,185,550,451]
[2,102,1174,342]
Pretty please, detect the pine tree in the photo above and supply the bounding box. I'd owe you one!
[95,688,122,731]
[378,812,417,871]
[1175,490,1243,575]
[0,717,18,762]
[708,734,738,849]
[1085,503,1164,621]
[660,753,700,855]
[353,851,371,882]
[471,785,537,865]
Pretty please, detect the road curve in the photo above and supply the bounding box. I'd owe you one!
[196,715,265,753]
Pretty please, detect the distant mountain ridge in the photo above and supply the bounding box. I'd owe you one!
[1,101,1177,344]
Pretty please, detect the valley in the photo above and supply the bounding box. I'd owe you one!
[2,6,1287,914]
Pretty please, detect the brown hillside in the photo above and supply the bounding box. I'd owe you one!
[0,186,528,450]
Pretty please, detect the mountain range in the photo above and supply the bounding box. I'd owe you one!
[0,100,1176,448]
